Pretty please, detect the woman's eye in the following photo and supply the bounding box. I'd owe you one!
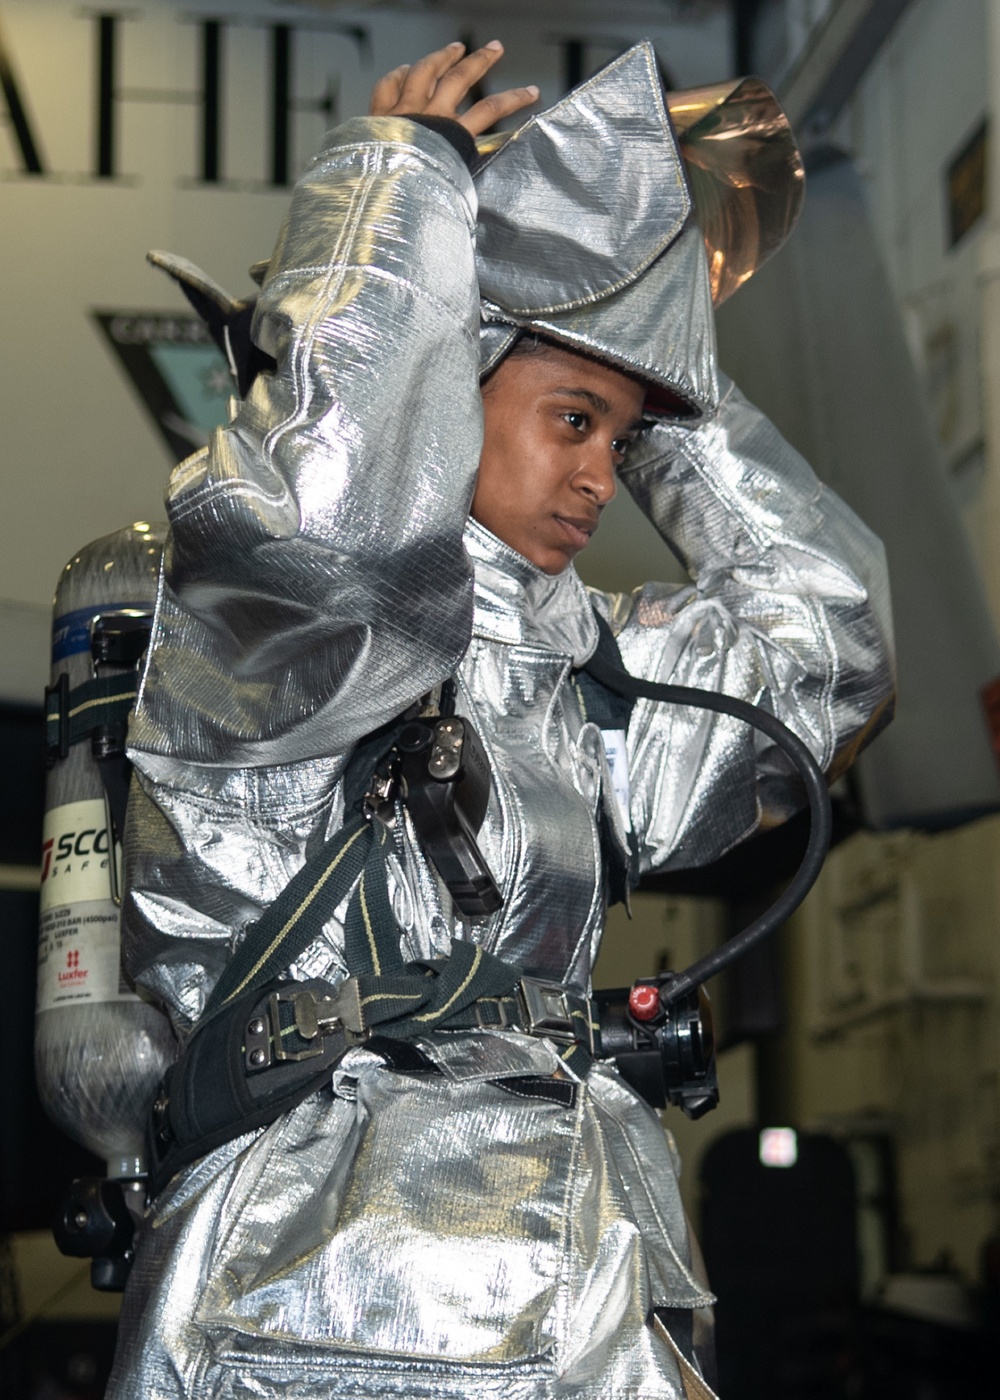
[564,411,588,432]
[612,437,633,457]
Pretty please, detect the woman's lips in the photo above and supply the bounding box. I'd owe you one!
[553,515,598,552]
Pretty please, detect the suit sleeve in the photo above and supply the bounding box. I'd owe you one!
[129,117,483,769]
[593,375,896,874]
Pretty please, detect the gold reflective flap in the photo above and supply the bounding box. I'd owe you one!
[666,81,742,136]
[668,77,805,305]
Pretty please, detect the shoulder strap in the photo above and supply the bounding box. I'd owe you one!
[202,813,377,1018]
[574,610,636,731]
[575,608,640,907]
[200,776,521,1041]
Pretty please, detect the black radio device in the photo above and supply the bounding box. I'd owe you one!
[362,682,503,918]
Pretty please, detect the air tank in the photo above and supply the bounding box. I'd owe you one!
[35,522,176,1180]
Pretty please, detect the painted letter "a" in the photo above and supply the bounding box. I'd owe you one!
[0,14,46,174]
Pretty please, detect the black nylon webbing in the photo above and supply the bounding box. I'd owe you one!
[196,714,593,1066]
[45,674,138,756]
[202,825,528,1058]
[203,814,374,1017]
[345,940,522,1040]
[197,608,643,1044]
[201,807,524,1041]
[343,821,405,976]
[558,1042,594,1078]
[573,611,635,732]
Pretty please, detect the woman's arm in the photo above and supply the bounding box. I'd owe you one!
[129,45,536,771]
[595,375,895,873]
[121,47,538,1027]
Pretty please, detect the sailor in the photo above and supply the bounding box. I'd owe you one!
[107,41,895,1399]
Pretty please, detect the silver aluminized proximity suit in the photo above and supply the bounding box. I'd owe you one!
[107,52,895,1400]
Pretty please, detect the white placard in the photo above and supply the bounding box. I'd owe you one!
[36,799,134,1010]
[600,728,632,832]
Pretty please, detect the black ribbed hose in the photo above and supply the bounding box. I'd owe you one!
[582,651,834,1006]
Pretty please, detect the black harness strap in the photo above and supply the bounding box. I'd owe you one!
[343,820,405,976]
[201,807,524,1043]
[203,814,373,1017]
[45,673,139,760]
[46,670,144,867]
[201,607,641,1023]
[574,611,641,907]
[388,939,520,1036]
[151,812,531,1191]
[573,611,636,733]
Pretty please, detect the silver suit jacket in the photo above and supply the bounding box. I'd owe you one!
[109,118,894,1399]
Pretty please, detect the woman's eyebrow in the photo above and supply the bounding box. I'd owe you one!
[546,387,611,413]
[546,388,644,431]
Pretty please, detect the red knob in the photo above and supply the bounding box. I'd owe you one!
[628,983,661,1022]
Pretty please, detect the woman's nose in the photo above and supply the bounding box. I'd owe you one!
[574,447,618,505]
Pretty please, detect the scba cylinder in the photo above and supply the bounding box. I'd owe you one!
[35,522,176,1179]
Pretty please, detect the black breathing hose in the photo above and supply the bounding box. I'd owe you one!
[583,652,834,1007]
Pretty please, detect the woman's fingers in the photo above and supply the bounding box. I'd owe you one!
[369,43,464,116]
[457,86,539,136]
[367,39,539,133]
[369,64,409,116]
[423,42,539,134]
[429,40,505,110]
[395,41,468,113]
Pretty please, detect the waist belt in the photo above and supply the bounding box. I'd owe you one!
[148,969,594,1196]
[238,970,594,1071]
[243,973,595,1065]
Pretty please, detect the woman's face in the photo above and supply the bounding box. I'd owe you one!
[472,343,647,575]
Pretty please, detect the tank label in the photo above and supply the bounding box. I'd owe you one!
[37,799,136,1010]
[40,798,116,910]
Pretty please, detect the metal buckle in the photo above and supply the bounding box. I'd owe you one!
[518,978,578,1045]
[362,758,400,825]
[266,992,324,1063]
[474,996,515,1031]
[312,979,367,1041]
[264,980,368,1065]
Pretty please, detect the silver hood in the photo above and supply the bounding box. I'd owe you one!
[473,42,805,423]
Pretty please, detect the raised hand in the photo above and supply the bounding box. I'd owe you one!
[369,41,538,137]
